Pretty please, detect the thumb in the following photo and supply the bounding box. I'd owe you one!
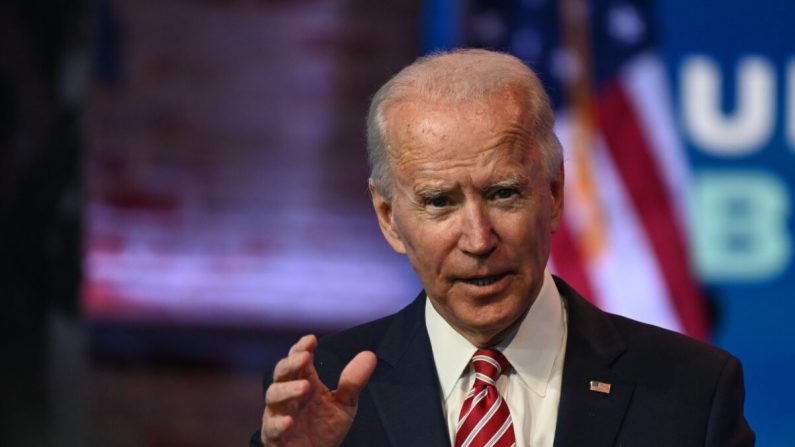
[335,351,377,407]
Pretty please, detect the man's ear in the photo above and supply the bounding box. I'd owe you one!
[549,164,564,233]
[369,179,407,254]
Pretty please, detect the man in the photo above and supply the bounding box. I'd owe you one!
[254,49,754,447]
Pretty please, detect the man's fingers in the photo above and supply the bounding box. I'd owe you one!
[261,413,294,444]
[265,380,310,409]
[289,334,318,355]
[271,334,318,382]
[261,380,308,444]
[272,350,312,382]
[335,351,377,407]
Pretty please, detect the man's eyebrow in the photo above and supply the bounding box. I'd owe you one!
[482,175,528,192]
[414,185,452,198]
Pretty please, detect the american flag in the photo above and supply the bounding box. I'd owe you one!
[462,0,710,339]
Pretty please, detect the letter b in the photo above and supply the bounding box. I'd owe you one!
[694,171,791,280]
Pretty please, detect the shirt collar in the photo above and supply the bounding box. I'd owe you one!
[425,268,565,399]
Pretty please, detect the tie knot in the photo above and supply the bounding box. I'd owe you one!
[471,349,509,385]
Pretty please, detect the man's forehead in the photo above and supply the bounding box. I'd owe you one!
[384,95,527,151]
[385,87,526,122]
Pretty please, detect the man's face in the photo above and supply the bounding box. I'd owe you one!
[371,91,564,347]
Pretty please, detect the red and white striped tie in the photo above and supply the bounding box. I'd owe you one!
[454,349,516,447]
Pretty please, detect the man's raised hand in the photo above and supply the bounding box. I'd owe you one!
[260,334,377,447]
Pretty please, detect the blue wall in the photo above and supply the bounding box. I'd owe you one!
[658,1,795,444]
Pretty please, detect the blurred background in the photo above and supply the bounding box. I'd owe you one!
[1,0,792,445]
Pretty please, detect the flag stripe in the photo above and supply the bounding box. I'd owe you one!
[555,111,683,331]
[550,217,599,305]
[596,80,709,339]
[620,53,694,233]
[582,131,683,331]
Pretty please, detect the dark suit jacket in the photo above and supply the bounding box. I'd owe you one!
[252,277,754,446]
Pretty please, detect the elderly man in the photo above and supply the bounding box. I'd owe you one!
[253,49,753,447]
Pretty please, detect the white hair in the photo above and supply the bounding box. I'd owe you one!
[366,48,563,199]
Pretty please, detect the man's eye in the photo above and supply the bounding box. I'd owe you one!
[494,188,517,200]
[429,197,449,208]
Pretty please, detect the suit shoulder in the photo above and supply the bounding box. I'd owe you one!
[556,276,733,372]
[605,311,736,382]
[591,309,753,445]
[613,312,729,358]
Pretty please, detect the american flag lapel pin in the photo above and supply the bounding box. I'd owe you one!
[589,380,612,394]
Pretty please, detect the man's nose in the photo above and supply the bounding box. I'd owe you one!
[458,202,497,257]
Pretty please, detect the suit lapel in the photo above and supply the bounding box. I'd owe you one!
[368,294,450,446]
[553,277,635,447]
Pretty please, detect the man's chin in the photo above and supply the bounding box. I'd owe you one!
[449,307,524,346]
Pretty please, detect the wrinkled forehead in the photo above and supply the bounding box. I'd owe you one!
[381,86,532,160]
[378,94,546,190]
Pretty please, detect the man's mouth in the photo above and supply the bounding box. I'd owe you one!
[461,273,509,286]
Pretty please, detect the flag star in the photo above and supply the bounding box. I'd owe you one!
[606,3,646,45]
[550,47,581,84]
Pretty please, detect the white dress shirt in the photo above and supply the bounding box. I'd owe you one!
[425,269,568,447]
